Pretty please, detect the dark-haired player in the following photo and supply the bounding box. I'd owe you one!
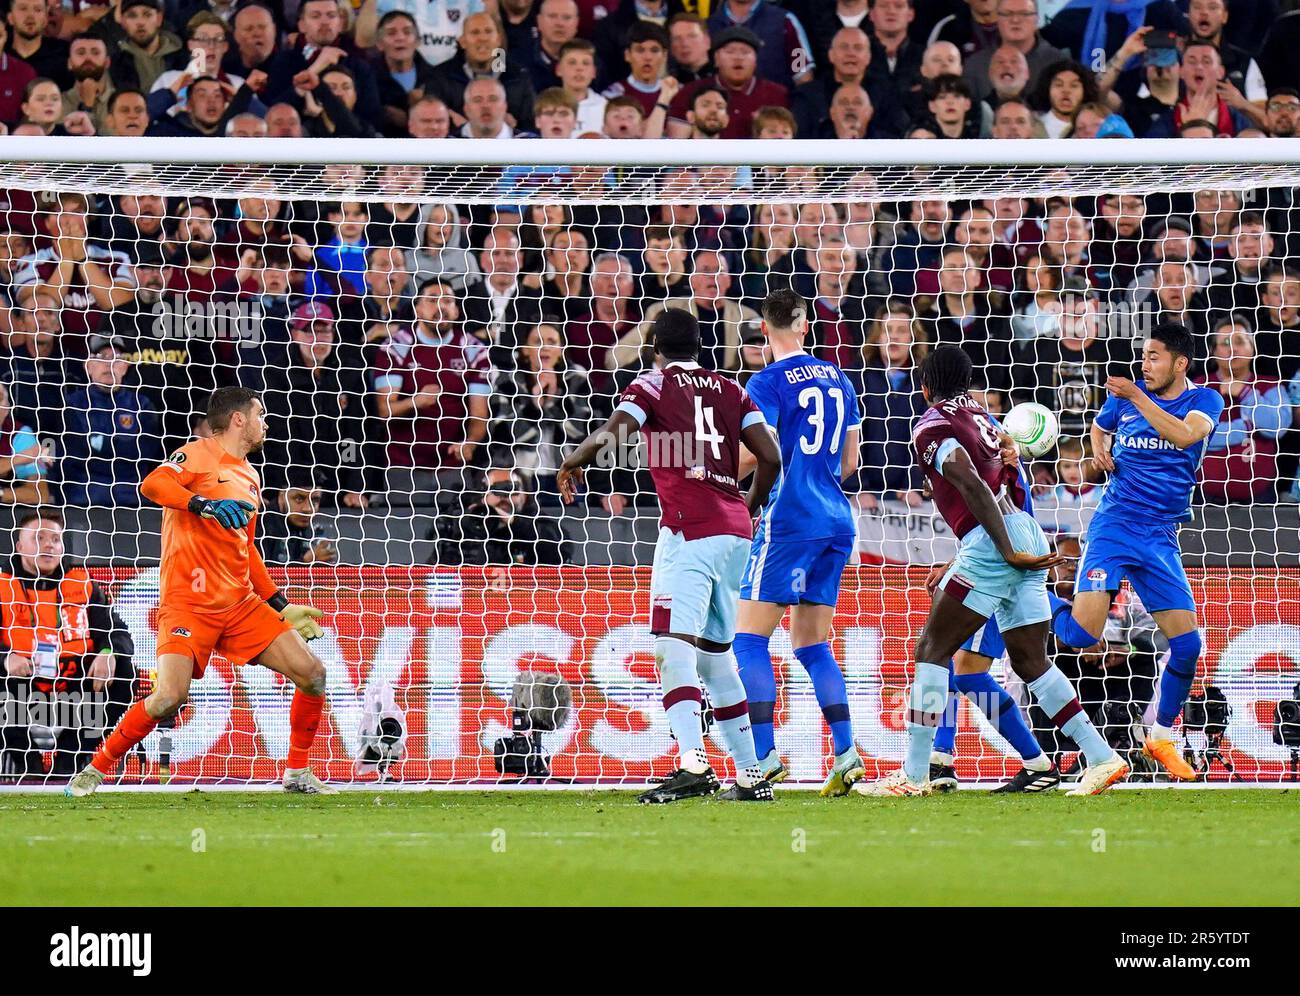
[67,388,332,796]
[1051,323,1224,780]
[558,308,782,803]
[859,345,1128,796]
[732,289,866,796]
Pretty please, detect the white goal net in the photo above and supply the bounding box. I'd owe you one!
[2,136,1298,788]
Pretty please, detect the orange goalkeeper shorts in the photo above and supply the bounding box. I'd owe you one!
[156,592,292,677]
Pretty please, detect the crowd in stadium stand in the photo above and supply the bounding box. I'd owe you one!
[1,1,1300,565]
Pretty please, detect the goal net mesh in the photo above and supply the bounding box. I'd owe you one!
[2,145,1298,788]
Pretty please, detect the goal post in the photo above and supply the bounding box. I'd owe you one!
[0,136,1298,788]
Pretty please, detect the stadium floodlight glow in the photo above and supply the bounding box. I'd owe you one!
[3,136,1300,790]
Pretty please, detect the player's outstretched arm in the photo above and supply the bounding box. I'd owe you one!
[140,462,254,529]
[741,421,781,516]
[1105,376,1214,449]
[558,409,640,504]
[941,447,1062,572]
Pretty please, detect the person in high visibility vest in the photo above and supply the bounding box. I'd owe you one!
[0,510,135,780]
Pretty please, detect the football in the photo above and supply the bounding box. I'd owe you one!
[1003,402,1060,459]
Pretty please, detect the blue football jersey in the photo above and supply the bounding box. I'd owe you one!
[746,354,860,541]
[1095,384,1225,523]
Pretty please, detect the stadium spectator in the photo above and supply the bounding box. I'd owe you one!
[460,225,545,367]
[5,0,71,89]
[61,334,162,507]
[982,43,1031,108]
[930,0,1000,59]
[793,26,905,140]
[855,298,928,510]
[18,76,66,133]
[110,0,184,94]
[600,22,670,121]
[60,34,115,134]
[0,20,36,128]
[100,86,148,136]
[0,377,49,504]
[706,0,815,89]
[1145,40,1259,138]
[525,225,591,323]
[1254,265,1300,381]
[602,93,647,137]
[146,73,254,138]
[1207,211,1273,317]
[425,11,534,134]
[1186,0,1266,102]
[923,243,1013,389]
[1264,87,1300,138]
[0,510,134,779]
[898,39,961,123]
[373,277,492,497]
[923,73,979,138]
[459,77,516,138]
[1038,435,1101,511]
[525,0,581,94]
[666,27,788,140]
[639,225,691,304]
[490,321,594,500]
[264,0,380,125]
[677,82,730,139]
[225,2,278,78]
[1150,258,1210,337]
[551,39,604,133]
[408,204,478,293]
[315,202,370,298]
[886,199,949,298]
[566,251,640,389]
[258,477,338,565]
[804,236,868,373]
[370,11,437,138]
[264,100,304,137]
[990,95,1038,137]
[259,301,368,506]
[1011,248,1062,340]
[668,12,712,84]
[1012,276,1134,438]
[964,0,1066,106]
[739,203,797,306]
[614,248,756,372]
[865,0,922,104]
[1089,192,1148,294]
[151,13,248,107]
[531,85,579,138]
[13,191,134,337]
[161,197,237,306]
[1196,316,1292,503]
[429,464,566,566]
[1033,58,1097,139]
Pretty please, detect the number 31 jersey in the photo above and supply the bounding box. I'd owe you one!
[617,360,767,541]
[913,393,1028,539]
[746,354,861,543]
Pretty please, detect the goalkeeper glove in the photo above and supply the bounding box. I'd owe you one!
[280,603,325,641]
[188,496,255,529]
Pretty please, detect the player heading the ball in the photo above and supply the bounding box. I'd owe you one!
[67,388,333,797]
[558,308,782,803]
[859,346,1128,797]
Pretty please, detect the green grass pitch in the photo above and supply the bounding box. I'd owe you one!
[2,790,1295,906]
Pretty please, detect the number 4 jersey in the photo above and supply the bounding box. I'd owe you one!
[617,361,767,541]
[745,353,861,543]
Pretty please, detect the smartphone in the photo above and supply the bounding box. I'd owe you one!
[1145,29,1178,50]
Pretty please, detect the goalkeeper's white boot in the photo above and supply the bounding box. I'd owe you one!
[1065,755,1129,796]
[282,768,339,795]
[854,767,932,797]
[64,765,105,798]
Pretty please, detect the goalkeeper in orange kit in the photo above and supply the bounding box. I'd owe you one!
[67,387,335,796]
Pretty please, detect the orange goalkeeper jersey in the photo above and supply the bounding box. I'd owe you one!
[140,437,278,612]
